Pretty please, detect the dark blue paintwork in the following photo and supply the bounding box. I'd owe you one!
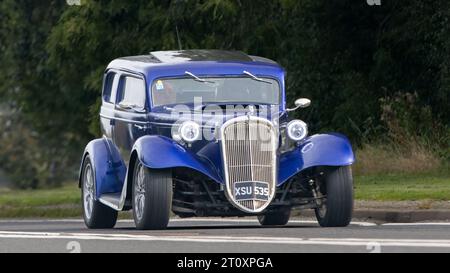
[79,50,355,205]
[133,135,222,183]
[79,138,126,199]
[132,133,355,187]
[278,133,355,184]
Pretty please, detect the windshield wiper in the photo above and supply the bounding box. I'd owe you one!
[243,71,273,84]
[185,71,216,84]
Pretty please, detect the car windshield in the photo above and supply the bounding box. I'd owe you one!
[151,77,280,106]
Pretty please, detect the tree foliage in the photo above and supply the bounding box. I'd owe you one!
[0,0,448,187]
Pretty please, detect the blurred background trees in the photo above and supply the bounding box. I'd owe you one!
[0,0,448,188]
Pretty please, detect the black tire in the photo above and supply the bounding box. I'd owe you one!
[315,166,354,227]
[258,207,291,226]
[81,156,118,229]
[132,161,172,230]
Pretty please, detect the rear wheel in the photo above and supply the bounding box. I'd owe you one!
[315,166,354,227]
[258,207,291,226]
[81,156,118,229]
[132,162,173,230]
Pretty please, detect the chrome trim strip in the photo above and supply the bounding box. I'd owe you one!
[100,134,128,211]
[149,122,216,129]
[100,114,149,125]
[99,197,120,211]
[118,172,129,210]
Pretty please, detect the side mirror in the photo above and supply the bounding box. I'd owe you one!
[287,98,311,112]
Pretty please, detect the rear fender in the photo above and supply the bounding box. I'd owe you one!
[78,137,127,199]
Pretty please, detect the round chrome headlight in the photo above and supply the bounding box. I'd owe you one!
[178,121,200,143]
[287,120,308,141]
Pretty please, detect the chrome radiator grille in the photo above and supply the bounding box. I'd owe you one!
[220,116,277,213]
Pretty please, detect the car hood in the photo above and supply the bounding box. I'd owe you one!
[149,103,285,127]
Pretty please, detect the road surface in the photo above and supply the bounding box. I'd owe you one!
[0,218,449,253]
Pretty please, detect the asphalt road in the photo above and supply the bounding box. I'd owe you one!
[0,218,450,253]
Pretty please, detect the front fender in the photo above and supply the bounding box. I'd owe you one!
[278,133,355,184]
[133,136,222,183]
[79,137,126,199]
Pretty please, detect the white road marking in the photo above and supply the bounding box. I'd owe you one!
[0,231,449,248]
[2,218,450,227]
[0,218,378,226]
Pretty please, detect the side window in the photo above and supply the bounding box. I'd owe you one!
[102,72,116,103]
[118,76,146,109]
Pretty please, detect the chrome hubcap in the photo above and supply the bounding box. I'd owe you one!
[134,164,146,221]
[83,164,94,219]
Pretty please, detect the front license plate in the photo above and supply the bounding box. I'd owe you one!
[234,181,270,201]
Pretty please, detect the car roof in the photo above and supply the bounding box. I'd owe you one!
[106,50,284,78]
[118,50,278,64]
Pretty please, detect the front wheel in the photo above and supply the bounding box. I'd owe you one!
[81,155,118,229]
[315,166,354,227]
[132,162,173,230]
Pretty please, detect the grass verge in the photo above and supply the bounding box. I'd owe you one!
[355,172,450,201]
[0,184,81,218]
[0,171,449,218]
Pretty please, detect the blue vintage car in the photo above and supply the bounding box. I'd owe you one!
[79,50,355,230]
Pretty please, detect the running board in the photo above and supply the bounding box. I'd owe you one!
[99,193,122,211]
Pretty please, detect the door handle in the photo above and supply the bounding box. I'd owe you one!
[134,124,148,130]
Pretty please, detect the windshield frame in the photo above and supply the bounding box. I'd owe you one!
[149,75,282,108]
